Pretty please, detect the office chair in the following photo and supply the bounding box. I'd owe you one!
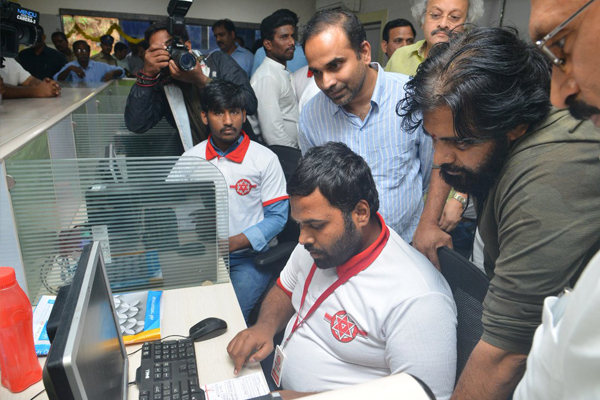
[437,246,490,384]
[253,145,302,270]
[249,146,301,326]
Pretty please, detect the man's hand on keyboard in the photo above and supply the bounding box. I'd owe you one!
[227,325,275,375]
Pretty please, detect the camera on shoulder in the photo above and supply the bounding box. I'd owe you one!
[0,0,42,58]
[166,0,196,72]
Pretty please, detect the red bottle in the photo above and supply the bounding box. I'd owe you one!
[0,267,42,392]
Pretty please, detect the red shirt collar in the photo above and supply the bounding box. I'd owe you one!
[335,213,390,276]
[205,131,250,163]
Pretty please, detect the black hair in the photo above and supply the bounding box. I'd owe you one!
[114,42,128,52]
[212,19,236,35]
[51,31,68,41]
[72,40,90,51]
[288,142,379,216]
[199,80,246,113]
[144,21,189,42]
[272,9,299,26]
[260,14,295,42]
[302,9,366,57]
[138,40,150,50]
[399,26,552,140]
[382,18,416,42]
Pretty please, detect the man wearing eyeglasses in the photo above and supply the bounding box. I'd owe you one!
[400,26,600,400]
[513,1,600,399]
[54,40,124,83]
[384,0,484,76]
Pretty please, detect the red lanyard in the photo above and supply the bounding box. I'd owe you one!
[285,256,373,343]
[283,215,390,345]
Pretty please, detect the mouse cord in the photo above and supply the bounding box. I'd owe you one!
[30,388,46,400]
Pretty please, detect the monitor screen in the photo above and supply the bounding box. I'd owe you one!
[44,241,128,400]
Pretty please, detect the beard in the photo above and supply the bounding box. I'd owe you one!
[323,64,367,107]
[566,94,600,121]
[439,137,510,198]
[304,214,363,270]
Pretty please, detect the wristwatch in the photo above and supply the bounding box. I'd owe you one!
[452,192,467,209]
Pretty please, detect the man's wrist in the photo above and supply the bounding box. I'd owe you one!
[452,192,468,209]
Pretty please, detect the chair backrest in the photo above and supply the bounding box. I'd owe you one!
[269,145,302,243]
[437,246,490,384]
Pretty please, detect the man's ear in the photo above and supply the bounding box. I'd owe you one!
[381,40,388,56]
[360,40,371,63]
[200,111,208,125]
[263,39,272,52]
[242,109,247,124]
[507,124,528,142]
[352,199,371,228]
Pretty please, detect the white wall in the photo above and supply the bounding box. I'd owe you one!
[26,0,316,27]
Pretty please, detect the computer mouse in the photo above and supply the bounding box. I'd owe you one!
[189,317,227,342]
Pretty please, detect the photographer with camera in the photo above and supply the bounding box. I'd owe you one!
[125,20,258,152]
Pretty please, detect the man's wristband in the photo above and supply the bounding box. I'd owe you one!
[136,70,160,87]
[452,192,467,209]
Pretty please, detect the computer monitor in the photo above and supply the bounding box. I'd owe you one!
[43,241,129,400]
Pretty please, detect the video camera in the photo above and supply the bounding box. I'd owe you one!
[166,0,196,71]
[0,0,42,59]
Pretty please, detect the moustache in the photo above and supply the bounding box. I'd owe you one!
[304,244,325,255]
[220,127,237,134]
[431,27,450,36]
[565,94,600,121]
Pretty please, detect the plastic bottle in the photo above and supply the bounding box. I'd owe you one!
[0,267,42,392]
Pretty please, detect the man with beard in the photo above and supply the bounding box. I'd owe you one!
[248,13,299,147]
[54,41,123,82]
[400,26,600,400]
[169,80,288,322]
[227,142,457,400]
[513,1,600,398]
[298,10,433,243]
[384,0,483,76]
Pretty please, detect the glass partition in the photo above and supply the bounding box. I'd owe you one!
[5,156,229,304]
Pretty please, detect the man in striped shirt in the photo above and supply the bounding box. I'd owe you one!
[298,10,433,242]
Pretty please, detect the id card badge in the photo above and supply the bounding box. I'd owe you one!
[271,344,286,388]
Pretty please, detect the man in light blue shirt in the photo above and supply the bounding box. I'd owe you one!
[251,9,307,75]
[54,40,123,83]
[212,19,254,78]
[299,10,433,242]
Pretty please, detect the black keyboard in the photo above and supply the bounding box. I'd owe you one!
[136,339,205,400]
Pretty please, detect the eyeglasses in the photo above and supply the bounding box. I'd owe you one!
[75,48,90,54]
[535,0,596,69]
[426,11,464,25]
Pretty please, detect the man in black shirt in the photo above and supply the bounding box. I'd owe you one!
[18,27,67,80]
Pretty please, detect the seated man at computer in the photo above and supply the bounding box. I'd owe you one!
[227,142,457,400]
[174,80,289,322]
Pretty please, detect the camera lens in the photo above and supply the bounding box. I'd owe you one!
[172,50,196,71]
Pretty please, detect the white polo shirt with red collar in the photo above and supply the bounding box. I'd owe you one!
[182,133,288,238]
[276,214,457,400]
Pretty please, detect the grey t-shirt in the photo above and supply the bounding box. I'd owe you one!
[478,109,600,354]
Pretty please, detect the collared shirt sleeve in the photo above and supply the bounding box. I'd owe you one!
[243,199,289,252]
[251,74,295,147]
[101,63,124,79]
[53,61,72,81]
[416,124,434,193]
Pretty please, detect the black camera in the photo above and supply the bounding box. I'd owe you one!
[166,0,196,71]
[0,0,42,58]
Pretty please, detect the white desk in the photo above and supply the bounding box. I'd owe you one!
[0,82,110,160]
[1,282,264,399]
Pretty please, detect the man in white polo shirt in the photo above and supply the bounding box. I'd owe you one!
[171,80,289,322]
[228,142,457,400]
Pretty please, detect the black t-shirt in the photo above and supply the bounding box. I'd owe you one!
[18,46,67,80]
